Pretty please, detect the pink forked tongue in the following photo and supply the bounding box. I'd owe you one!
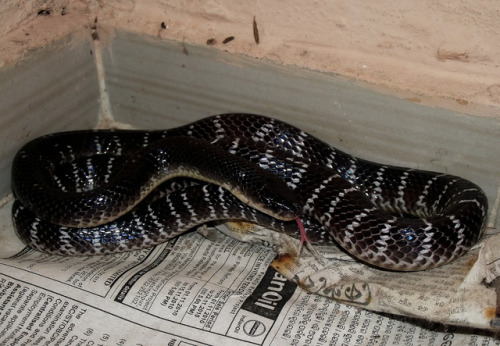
[296,217,311,253]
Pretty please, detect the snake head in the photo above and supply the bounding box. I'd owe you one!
[251,177,302,221]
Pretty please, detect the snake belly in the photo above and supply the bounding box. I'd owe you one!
[11,113,488,271]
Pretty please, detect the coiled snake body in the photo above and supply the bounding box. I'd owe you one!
[12,114,488,271]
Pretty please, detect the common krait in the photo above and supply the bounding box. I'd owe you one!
[11,114,488,271]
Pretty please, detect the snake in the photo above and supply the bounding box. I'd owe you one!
[11,113,488,271]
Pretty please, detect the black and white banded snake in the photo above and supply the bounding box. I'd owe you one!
[11,113,488,271]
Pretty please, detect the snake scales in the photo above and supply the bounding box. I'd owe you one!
[11,113,488,271]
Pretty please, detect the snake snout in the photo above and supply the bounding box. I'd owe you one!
[256,181,302,221]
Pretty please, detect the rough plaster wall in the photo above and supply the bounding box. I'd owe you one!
[0,0,87,62]
[0,0,499,117]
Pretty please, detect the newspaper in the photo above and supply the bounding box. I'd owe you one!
[0,197,499,346]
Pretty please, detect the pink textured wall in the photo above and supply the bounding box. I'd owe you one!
[1,0,499,116]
